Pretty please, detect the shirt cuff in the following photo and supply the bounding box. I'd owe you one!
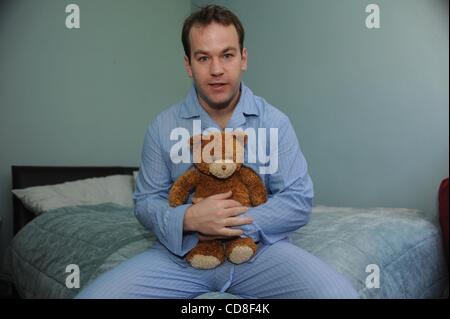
[168,204,199,256]
[240,210,261,243]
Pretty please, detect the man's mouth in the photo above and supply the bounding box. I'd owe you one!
[209,83,227,89]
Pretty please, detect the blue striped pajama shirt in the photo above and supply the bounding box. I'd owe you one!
[76,82,359,299]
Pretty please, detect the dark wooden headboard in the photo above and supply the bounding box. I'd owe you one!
[11,166,138,235]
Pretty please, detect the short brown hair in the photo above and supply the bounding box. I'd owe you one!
[182,5,245,62]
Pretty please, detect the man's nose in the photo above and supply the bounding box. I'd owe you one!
[210,58,224,76]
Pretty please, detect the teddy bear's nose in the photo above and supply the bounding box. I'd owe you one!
[221,165,227,171]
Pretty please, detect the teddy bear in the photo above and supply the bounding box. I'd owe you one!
[168,131,267,269]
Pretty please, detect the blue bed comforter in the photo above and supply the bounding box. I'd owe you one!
[3,203,448,298]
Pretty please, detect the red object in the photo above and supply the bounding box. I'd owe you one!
[439,178,449,265]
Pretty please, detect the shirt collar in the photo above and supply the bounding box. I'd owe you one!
[179,81,260,120]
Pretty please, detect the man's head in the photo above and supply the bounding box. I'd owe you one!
[182,5,248,110]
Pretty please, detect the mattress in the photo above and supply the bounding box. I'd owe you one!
[3,203,448,298]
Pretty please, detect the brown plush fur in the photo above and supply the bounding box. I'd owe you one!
[186,240,225,266]
[225,237,257,257]
[168,131,267,269]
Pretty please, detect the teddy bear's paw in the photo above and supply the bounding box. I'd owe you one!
[228,246,254,264]
[188,254,223,269]
[226,238,257,264]
[186,240,225,269]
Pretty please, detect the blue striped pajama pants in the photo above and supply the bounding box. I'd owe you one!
[75,239,359,299]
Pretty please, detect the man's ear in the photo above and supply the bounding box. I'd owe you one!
[184,55,193,78]
[241,47,248,72]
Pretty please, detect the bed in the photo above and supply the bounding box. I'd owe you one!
[3,165,448,298]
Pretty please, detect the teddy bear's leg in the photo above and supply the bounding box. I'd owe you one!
[186,240,225,269]
[225,238,257,264]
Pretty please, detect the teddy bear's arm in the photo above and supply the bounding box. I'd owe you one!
[239,167,268,206]
[168,168,199,207]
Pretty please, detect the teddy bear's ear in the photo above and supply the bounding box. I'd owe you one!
[233,131,248,145]
[189,134,204,163]
[189,134,203,149]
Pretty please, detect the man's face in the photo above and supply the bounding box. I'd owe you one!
[184,22,248,110]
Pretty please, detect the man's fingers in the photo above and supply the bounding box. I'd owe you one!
[209,190,232,199]
[221,199,244,209]
[219,228,244,237]
[223,206,248,217]
[196,192,242,209]
[224,217,253,227]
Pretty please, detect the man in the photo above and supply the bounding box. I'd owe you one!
[76,5,359,299]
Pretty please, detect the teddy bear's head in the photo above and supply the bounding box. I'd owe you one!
[189,131,247,179]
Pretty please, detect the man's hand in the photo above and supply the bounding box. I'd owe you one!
[192,196,242,241]
[183,191,252,237]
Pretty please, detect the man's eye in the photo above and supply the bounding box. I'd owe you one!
[224,54,234,59]
[198,56,208,62]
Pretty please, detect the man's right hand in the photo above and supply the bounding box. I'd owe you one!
[183,191,252,237]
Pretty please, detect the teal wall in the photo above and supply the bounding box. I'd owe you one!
[0,0,191,267]
[0,0,448,272]
[193,0,449,216]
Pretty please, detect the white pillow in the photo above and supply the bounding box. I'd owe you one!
[12,174,135,215]
[132,170,139,191]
